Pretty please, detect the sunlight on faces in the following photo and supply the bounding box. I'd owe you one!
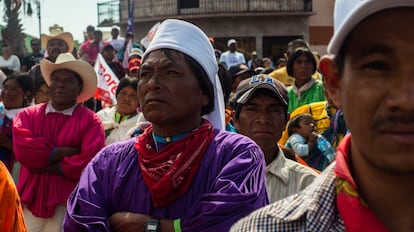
[34,83,50,104]
[328,8,414,173]
[49,70,82,110]
[292,55,314,82]
[234,92,287,152]
[138,50,208,128]
[47,39,69,60]
[116,86,139,115]
[293,115,315,140]
[1,79,26,109]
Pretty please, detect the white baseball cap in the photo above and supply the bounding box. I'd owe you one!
[327,0,414,56]
[227,39,237,47]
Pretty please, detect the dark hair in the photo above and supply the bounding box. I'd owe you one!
[86,25,95,32]
[102,44,115,52]
[334,36,350,76]
[33,71,46,95]
[115,77,138,97]
[286,48,317,77]
[287,39,310,55]
[3,72,33,107]
[183,53,215,115]
[31,38,40,45]
[287,113,313,136]
[217,63,232,106]
[94,30,103,37]
[142,48,215,116]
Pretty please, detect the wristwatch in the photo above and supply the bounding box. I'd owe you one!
[145,218,161,232]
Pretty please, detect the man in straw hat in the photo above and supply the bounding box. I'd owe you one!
[64,19,268,232]
[231,0,414,231]
[40,32,74,63]
[13,53,105,231]
[29,31,75,98]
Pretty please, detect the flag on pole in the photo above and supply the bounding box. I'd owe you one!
[127,0,137,33]
[94,53,120,108]
[122,39,132,69]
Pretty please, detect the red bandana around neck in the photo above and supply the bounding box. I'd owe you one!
[335,135,388,232]
[135,119,214,207]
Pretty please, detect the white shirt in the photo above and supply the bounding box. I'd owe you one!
[108,37,125,52]
[266,147,318,203]
[0,54,21,72]
[96,106,142,145]
[219,51,246,69]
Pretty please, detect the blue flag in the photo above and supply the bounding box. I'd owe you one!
[127,0,136,33]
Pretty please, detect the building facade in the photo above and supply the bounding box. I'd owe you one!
[97,0,333,61]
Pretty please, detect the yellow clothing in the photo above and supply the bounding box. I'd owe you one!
[0,162,27,232]
[268,66,322,87]
[279,101,331,145]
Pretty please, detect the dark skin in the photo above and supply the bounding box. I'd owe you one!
[0,133,13,151]
[32,147,81,174]
[32,69,82,174]
[108,49,208,232]
[320,8,414,232]
[0,79,32,153]
[233,91,289,165]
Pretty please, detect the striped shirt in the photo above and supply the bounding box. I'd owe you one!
[231,162,346,231]
[266,148,318,203]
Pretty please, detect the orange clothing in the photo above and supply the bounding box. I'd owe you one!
[225,109,232,125]
[0,162,27,232]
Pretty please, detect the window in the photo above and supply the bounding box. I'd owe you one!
[179,0,199,9]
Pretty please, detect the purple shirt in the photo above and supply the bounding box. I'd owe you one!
[64,129,268,231]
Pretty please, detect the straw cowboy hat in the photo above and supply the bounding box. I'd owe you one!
[41,32,74,52]
[40,53,97,103]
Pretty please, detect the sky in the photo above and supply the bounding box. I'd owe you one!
[11,0,102,42]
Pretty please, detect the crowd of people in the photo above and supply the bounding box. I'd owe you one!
[0,0,413,231]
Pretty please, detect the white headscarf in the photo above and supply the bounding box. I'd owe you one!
[142,19,225,130]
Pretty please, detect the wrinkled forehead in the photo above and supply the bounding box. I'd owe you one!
[142,49,189,67]
[145,49,185,60]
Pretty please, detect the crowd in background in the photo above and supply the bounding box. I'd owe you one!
[0,0,412,231]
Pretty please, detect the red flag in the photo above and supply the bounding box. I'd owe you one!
[122,39,132,69]
[94,54,120,108]
[140,22,160,49]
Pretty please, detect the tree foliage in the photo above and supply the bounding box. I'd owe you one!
[2,0,27,58]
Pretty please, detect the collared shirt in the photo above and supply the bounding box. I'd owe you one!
[287,79,325,113]
[231,162,345,231]
[45,102,78,116]
[266,147,318,203]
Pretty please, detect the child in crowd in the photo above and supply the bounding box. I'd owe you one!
[285,113,334,171]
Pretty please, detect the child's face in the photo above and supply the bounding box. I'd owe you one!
[295,116,315,139]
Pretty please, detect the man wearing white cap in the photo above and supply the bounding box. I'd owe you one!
[13,53,105,231]
[107,25,125,52]
[219,38,246,70]
[64,19,268,232]
[231,0,414,231]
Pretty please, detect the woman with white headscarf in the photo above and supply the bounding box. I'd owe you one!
[64,19,268,232]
